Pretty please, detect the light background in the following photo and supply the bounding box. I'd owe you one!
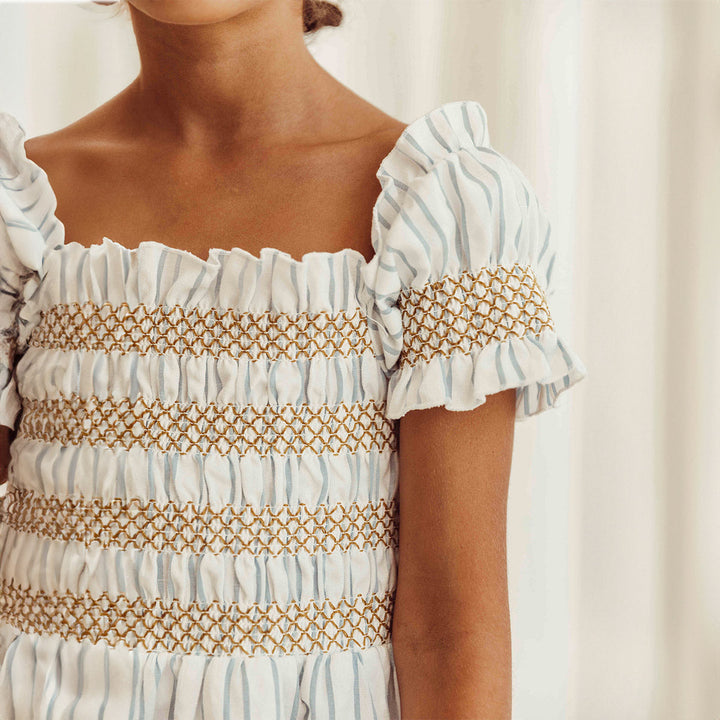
[1,1,719,718]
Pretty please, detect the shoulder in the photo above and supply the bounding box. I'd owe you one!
[0,110,80,173]
[367,98,554,291]
[13,113,108,197]
[377,99,492,184]
[0,111,64,275]
[376,99,541,218]
[0,111,32,182]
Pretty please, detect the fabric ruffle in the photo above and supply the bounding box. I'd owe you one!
[17,236,385,425]
[385,326,586,420]
[361,99,587,420]
[0,112,64,430]
[0,626,401,720]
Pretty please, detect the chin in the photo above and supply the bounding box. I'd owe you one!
[127,0,269,25]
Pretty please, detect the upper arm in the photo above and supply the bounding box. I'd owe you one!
[391,388,516,648]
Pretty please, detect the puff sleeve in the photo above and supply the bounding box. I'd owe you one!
[362,100,587,421]
[0,111,61,430]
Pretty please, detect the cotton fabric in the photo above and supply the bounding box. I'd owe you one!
[0,99,586,719]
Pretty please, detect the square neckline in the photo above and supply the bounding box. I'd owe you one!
[18,104,445,268]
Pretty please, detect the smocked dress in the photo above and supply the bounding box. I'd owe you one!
[0,99,586,719]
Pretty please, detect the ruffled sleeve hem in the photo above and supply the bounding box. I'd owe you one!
[0,110,63,430]
[384,327,587,421]
[0,368,21,430]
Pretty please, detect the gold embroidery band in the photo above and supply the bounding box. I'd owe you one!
[30,302,373,361]
[1,486,399,557]
[18,396,396,456]
[397,263,554,367]
[0,579,395,656]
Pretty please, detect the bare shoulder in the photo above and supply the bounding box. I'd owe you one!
[22,102,125,193]
[321,86,408,149]
[371,118,411,153]
[332,104,409,184]
[346,101,409,155]
[23,128,75,175]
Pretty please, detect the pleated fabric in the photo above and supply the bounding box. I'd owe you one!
[0,99,586,719]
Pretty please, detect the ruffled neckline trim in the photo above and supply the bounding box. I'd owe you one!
[4,99,490,272]
[61,236,369,269]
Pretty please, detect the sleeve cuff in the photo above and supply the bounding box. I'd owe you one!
[384,328,587,421]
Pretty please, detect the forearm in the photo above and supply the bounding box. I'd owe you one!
[390,392,516,718]
[392,622,512,720]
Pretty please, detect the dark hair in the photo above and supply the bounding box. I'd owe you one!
[302,0,343,34]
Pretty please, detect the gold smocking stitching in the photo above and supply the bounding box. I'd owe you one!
[397,263,554,367]
[29,301,374,361]
[18,395,396,457]
[0,578,395,656]
[1,486,399,557]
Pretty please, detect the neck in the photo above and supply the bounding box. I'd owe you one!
[124,0,340,149]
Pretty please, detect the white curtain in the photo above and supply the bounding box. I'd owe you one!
[1,2,718,718]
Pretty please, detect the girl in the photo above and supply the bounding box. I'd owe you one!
[0,1,586,717]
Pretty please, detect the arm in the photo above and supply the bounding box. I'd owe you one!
[391,387,516,720]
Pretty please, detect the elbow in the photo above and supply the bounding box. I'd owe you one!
[390,598,513,719]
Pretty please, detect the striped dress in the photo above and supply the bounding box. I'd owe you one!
[0,99,586,719]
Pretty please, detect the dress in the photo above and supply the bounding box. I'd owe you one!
[0,99,586,719]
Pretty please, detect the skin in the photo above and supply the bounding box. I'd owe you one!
[2,1,517,716]
[392,392,516,719]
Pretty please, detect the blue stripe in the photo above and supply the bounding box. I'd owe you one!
[270,660,282,720]
[67,642,86,720]
[494,343,507,387]
[240,661,251,717]
[507,340,526,382]
[222,657,236,720]
[325,655,336,720]
[116,646,131,719]
[351,651,362,720]
[44,646,62,720]
[401,133,436,170]
[425,114,453,154]
[4,637,19,720]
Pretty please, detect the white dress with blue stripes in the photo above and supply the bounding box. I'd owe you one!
[0,99,586,719]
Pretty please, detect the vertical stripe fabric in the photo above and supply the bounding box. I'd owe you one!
[0,99,585,719]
